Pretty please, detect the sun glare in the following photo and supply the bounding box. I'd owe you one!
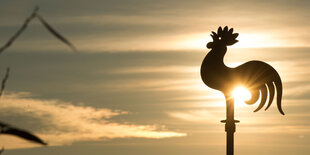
[176,32,285,49]
[233,33,282,48]
[232,86,251,106]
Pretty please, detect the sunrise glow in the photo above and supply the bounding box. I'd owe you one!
[232,86,252,106]
[179,33,285,50]
[1,0,308,154]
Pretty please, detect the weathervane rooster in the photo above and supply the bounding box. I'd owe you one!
[200,26,284,155]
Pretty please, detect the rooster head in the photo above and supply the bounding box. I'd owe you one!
[207,26,239,49]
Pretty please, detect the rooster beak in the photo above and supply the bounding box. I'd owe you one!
[207,42,213,49]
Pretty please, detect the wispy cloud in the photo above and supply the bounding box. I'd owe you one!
[102,78,207,92]
[169,110,221,123]
[110,66,198,74]
[1,0,310,52]
[169,108,310,135]
[101,65,205,91]
[0,92,186,149]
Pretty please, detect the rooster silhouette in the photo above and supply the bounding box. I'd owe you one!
[201,26,284,115]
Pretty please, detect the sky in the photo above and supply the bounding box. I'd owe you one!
[0,0,310,155]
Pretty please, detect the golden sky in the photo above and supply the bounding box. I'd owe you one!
[0,0,310,155]
[1,0,310,51]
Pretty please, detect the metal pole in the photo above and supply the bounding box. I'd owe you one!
[221,96,239,155]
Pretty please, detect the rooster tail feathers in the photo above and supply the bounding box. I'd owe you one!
[244,65,284,115]
[274,76,284,115]
[245,89,259,105]
[254,85,267,112]
[252,71,284,115]
[265,81,275,110]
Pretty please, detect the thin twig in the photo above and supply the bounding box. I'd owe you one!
[0,147,4,155]
[0,68,47,146]
[0,7,39,54]
[0,68,10,97]
[0,121,47,145]
[0,6,77,54]
[36,13,77,52]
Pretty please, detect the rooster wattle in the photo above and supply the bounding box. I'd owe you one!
[200,26,284,115]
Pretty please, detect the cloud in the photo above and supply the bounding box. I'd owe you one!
[102,78,207,92]
[110,66,198,74]
[100,65,207,92]
[0,92,186,149]
[169,110,221,123]
[169,108,310,135]
[1,0,310,52]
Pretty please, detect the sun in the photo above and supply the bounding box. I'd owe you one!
[232,86,252,106]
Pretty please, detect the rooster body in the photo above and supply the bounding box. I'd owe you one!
[201,26,284,115]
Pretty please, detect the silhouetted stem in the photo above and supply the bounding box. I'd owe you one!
[0,6,77,54]
[0,7,38,54]
[225,96,235,155]
[0,68,10,97]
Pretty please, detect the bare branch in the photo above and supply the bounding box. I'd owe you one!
[0,68,10,97]
[0,7,39,54]
[0,121,47,145]
[36,14,77,52]
[0,6,77,54]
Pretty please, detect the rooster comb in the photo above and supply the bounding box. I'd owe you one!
[210,26,239,46]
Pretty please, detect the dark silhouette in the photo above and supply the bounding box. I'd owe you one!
[0,6,80,151]
[0,6,77,54]
[200,26,284,155]
[0,68,9,98]
[0,69,47,148]
[0,121,47,145]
